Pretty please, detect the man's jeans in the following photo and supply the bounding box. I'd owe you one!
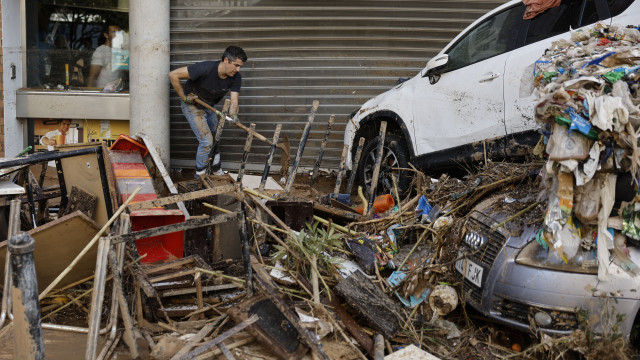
[181,101,221,172]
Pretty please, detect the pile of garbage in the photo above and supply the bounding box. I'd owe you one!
[533,22,640,279]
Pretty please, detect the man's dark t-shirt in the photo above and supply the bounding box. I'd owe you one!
[184,60,241,107]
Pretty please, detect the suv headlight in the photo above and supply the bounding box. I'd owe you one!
[463,231,487,250]
[515,240,597,274]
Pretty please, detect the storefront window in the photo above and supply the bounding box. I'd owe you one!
[25,0,129,91]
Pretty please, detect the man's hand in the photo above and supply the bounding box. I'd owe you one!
[183,93,198,104]
[229,114,239,123]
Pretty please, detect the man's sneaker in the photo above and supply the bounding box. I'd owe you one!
[195,169,206,178]
[212,169,225,176]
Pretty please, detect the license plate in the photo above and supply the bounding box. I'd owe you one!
[455,258,483,288]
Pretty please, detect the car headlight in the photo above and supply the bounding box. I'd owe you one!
[515,239,597,274]
[463,231,487,250]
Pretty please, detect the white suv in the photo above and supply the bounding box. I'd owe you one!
[345,0,639,194]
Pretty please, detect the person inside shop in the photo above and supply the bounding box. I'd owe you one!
[40,119,77,147]
[168,45,247,177]
[87,24,125,89]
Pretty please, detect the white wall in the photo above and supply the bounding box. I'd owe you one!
[2,0,25,157]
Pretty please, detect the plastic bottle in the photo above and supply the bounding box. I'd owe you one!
[356,194,395,214]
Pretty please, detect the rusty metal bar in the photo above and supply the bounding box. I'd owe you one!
[310,115,334,187]
[259,124,282,193]
[236,123,255,186]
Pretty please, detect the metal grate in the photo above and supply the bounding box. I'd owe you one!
[493,299,579,331]
[460,212,506,306]
[169,0,510,172]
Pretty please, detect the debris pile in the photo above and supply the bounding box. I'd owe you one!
[0,113,548,360]
[533,22,640,279]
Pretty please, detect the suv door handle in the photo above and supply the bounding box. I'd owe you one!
[479,73,501,82]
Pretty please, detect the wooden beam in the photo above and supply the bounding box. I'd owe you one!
[110,212,236,244]
[127,185,235,212]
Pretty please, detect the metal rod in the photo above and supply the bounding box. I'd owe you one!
[10,233,45,360]
[236,123,255,186]
[238,202,254,296]
[107,247,139,358]
[259,124,282,193]
[23,168,37,228]
[206,99,229,175]
[310,115,334,187]
[0,147,102,169]
[285,100,319,194]
[0,199,22,329]
[346,137,366,195]
[55,158,68,212]
[95,147,114,219]
[367,121,387,218]
[85,237,111,360]
[333,144,350,195]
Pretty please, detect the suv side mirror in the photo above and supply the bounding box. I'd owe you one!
[422,54,449,77]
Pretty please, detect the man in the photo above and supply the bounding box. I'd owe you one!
[169,45,247,177]
[40,119,77,147]
[87,25,125,88]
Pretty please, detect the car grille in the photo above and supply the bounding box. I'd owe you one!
[460,212,506,306]
[493,299,579,331]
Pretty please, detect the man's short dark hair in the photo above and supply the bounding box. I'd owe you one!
[222,46,247,63]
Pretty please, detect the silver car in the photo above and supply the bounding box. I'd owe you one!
[457,193,640,337]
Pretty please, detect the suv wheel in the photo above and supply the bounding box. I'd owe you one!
[358,134,412,198]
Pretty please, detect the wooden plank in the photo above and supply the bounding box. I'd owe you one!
[0,211,100,293]
[334,270,403,339]
[127,185,235,212]
[180,315,258,360]
[139,134,190,219]
[313,203,365,223]
[110,212,236,244]
[161,283,240,297]
[251,256,330,360]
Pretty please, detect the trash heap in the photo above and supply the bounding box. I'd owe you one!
[533,22,640,279]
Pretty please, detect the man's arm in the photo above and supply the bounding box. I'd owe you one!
[229,91,240,116]
[169,67,191,101]
[87,64,102,87]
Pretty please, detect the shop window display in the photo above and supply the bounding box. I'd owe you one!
[25,0,129,91]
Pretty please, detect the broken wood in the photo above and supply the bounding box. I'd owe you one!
[333,144,350,195]
[110,212,236,245]
[127,185,235,212]
[251,256,330,360]
[310,115,334,187]
[170,323,214,360]
[346,137,366,195]
[367,121,387,218]
[38,186,141,300]
[180,314,259,360]
[284,100,319,194]
[334,270,404,339]
[108,247,140,359]
[85,236,111,359]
